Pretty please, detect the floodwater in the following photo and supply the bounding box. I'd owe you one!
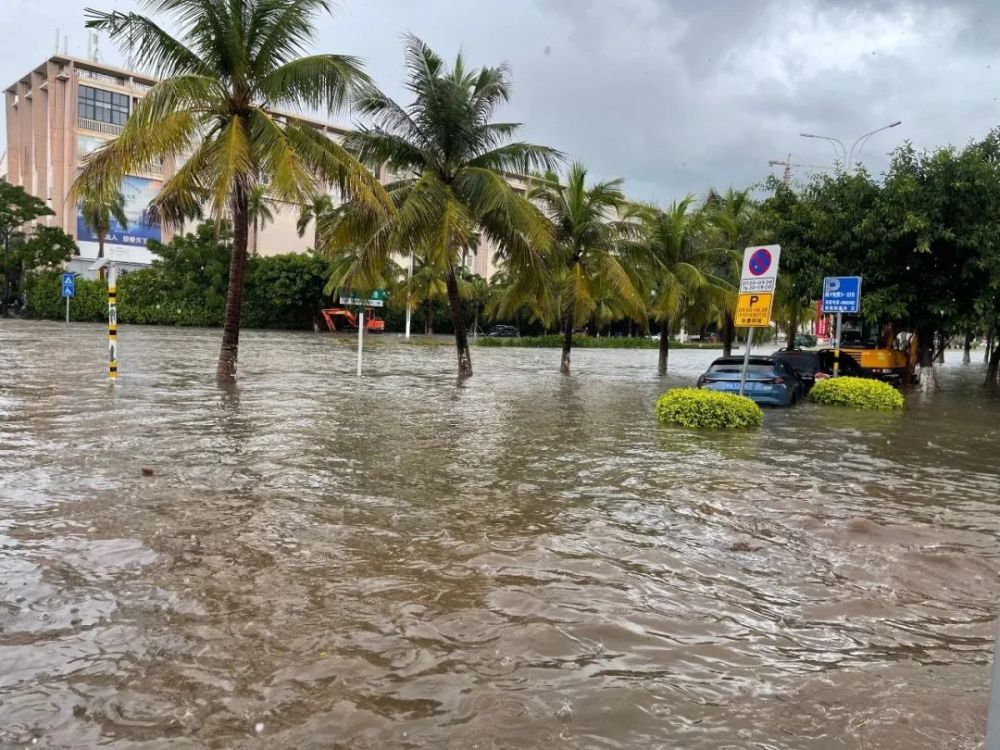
[1,320,999,749]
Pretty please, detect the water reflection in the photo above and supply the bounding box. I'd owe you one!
[0,320,998,748]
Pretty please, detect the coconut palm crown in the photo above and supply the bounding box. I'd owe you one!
[73,0,388,380]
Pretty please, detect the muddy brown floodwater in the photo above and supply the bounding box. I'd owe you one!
[2,320,1000,748]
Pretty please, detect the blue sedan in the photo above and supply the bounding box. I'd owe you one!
[696,356,805,407]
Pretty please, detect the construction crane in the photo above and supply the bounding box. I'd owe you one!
[768,154,833,184]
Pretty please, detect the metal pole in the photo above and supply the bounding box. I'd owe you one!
[356,310,364,377]
[108,262,118,382]
[833,312,842,377]
[404,250,414,339]
[65,295,70,323]
[986,619,1000,749]
[739,327,755,397]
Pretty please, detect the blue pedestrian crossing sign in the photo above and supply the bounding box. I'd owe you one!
[61,273,75,299]
[822,276,861,314]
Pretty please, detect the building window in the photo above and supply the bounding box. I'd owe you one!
[78,85,129,126]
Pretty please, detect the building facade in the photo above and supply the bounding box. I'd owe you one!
[3,55,502,280]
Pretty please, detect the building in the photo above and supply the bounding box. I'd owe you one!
[4,55,506,280]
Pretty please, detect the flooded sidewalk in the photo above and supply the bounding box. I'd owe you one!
[1,320,998,748]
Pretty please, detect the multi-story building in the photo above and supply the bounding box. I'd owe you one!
[4,55,505,280]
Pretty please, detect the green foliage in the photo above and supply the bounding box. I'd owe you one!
[476,335,659,349]
[655,388,764,429]
[25,223,331,329]
[810,377,904,410]
[1,182,74,312]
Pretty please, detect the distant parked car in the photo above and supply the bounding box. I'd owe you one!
[696,356,805,407]
[771,348,866,391]
[793,333,817,348]
[486,325,519,338]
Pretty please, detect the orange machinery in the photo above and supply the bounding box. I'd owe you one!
[320,307,386,333]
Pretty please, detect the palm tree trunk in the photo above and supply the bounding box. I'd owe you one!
[313,220,320,252]
[658,318,670,375]
[963,332,973,364]
[723,312,735,357]
[98,233,105,259]
[253,216,259,256]
[445,268,472,377]
[561,301,575,375]
[425,299,433,335]
[217,186,250,382]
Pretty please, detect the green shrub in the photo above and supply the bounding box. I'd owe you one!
[655,388,763,429]
[810,376,904,410]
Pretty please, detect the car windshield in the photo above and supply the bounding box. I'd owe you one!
[708,363,774,375]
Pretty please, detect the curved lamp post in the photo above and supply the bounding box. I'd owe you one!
[800,121,901,172]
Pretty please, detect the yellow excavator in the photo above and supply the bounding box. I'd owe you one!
[837,317,918,384]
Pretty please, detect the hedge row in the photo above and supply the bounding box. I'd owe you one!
[810,376,905,410]
[655,388,764,429]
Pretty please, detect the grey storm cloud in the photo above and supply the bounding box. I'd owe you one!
[2,0,999,202]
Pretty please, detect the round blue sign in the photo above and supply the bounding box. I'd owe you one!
[748,248,772,276]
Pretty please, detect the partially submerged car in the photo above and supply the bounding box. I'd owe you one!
[696,356,806,406]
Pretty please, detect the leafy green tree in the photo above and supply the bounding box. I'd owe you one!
[247,185,275,256]
[1,182,59,315]
[527,163,644,374]
[73,0,386,382]
[80,189,128,259]
[3,226,78,315]
[326,35,560,376]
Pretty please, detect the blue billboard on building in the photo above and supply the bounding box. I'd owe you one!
[76,175,162,248]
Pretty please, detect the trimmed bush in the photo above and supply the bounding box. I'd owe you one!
[810,376,904,410]
[655,388,764,429]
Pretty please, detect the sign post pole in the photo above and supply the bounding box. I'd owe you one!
[61,272,75,323]
[735,245,781,397]
[108,261,118,383]
[739,328,755,397]
[356,310,364,377]
[821,277,861,378]
[833,312,843,377]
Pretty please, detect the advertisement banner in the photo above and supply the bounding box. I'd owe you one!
[76,175,162,248]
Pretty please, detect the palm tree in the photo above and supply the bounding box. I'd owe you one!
[528,163,644,374]
[705,187,757,357]
[326,36,561,377]
[73,0,387,382]
[637,196,722,374]
[462,269,489,336]
[247,185,275,256]
[80,190,128,259]
[297,192,335,250]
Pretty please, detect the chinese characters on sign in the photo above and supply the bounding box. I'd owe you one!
[737,245,781,327]
[821,276,862,314]
[735,292,773,327]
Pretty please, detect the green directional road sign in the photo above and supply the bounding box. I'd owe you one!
[340,289,386,308]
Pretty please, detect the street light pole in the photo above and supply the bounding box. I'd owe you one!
[800,121,901,173]
[847,121,902,171]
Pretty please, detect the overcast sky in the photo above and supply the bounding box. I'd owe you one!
[3,0,999,202]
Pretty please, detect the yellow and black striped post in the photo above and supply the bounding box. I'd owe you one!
[108,262,118,382]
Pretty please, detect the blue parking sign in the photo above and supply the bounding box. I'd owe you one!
[61,273,75,299]
[822,276,861,314]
